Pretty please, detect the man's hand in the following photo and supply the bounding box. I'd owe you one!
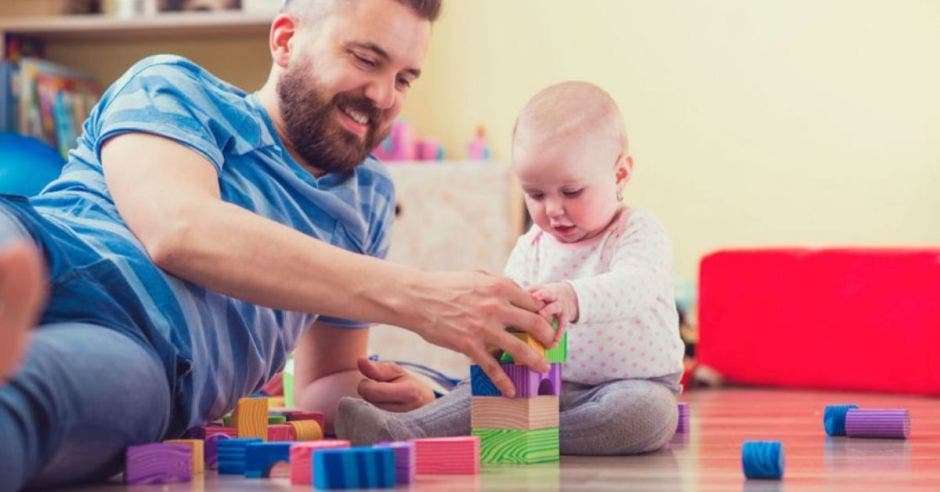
[356,358,435,412]
[528,281,579,338]
[403,270,555,398]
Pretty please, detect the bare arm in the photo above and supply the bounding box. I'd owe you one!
[101,133,555,396]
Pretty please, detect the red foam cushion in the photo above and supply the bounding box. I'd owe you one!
[697,248,940,395]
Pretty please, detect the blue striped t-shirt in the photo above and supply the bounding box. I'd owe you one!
[25,54,396,433]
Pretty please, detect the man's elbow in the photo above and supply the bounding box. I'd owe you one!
[146,215,199,272]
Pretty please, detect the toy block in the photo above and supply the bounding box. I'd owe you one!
[244,442,291,478]
[374,441,416,485]
[411,436,480,475]
[676,402,690,434]
[235,397,268,441]
[472,428,559,464]
[289,440,351,485]
[742,440,784,479]
[823,404,859,436]
[283,356,295,407]
[216,438,262,475]
[501,331,568,363]
[183,425,236,440]
[471,396,559,430]
[313,446,395,489]
[204,432,232,470]
[222,413,234,427]
[163,439,204,474]
[845,408,911,439]
[471,363,562,397]
[268,396,285,408]
[267,424,295,441]
[268,415,287,424]
[284,409,326,428]
[125,443,192,485]
[289,419,323,441]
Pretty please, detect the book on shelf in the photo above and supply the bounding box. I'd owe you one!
[0,57,101,158]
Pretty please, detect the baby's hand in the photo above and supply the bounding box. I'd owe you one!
[527,282,579,340]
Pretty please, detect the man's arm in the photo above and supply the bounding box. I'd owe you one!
[102,133,555,396]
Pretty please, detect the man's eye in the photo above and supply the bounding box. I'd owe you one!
[396,77,412,90]
[355,55,377,68]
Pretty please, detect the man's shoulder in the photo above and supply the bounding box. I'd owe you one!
[354,156,395,198]
[106,54,248,108]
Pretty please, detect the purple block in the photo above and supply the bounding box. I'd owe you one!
[676,402,690,434]
[204,433,232,469]
[125,443,192,485]
[503,363,561,397]
[845,409,910,439]
[374,441,415,485]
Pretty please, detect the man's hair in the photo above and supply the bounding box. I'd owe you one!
[281,0,442,22]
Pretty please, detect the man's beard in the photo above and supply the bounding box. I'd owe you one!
[276,64,390,174]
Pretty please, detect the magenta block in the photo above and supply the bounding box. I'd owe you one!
[375,441,415,485]
[845,409,910,439]
[676,402,690,434]
[125,443,192,485]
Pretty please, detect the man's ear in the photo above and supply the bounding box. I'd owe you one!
[615,153,634,186]
[270,14,299,68]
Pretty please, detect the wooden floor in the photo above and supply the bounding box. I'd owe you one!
[58,387,940,491]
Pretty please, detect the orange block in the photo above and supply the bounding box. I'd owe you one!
[235,397,269,441]
[289,419,323,441]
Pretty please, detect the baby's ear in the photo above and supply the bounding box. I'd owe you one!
[615,154,634,185]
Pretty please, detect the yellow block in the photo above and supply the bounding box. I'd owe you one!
[235,397,269,441]
[289,419,323,441]
[164,439,204,474]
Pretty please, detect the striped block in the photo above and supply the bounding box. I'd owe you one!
[204,432,232,470]
[823,404,859,436]
[676,402,690,434]
[845,409,911,439]
[235,397,269,441]
[284,410,326,428]
[412,436,480,475]
[471,396,559,430]
[502,331,568,364]
[125,443,192,485]
[289,419,323,441]
[313,446,396,489]
[471,363,562,398]
[163,439,204,474]
[374,441,416,485]
[742,440,784,479]
[244,442,291,478]
[216,438,262,475]
[267,424,295,441]
[289,440,351,485]
[473,428,559,464]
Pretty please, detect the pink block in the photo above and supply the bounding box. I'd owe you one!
[289,440,351,485]
[412,436,480,475]
[267,424,295,441]
[283,410,325,429]
[125,443,192,485]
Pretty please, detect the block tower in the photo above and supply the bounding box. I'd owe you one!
[470,325,567,464]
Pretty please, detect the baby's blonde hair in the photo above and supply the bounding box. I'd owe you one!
[512,81,627,160]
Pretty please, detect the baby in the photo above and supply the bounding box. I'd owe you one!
[337,81,684,455]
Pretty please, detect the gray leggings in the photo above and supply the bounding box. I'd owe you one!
[387,374,680,455]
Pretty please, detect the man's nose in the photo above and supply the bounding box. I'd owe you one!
[365,75,397,111]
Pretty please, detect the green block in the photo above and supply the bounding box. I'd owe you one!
[283,356,295,408]
[473,428,560,464]
[501,332,567,363]
[268,415,287,424]
[222,413,233,428]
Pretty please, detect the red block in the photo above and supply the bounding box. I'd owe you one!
[697,248,940,395]
[411,436,479,475]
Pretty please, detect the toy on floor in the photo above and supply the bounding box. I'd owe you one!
[290,440,352,485]
[125,443,192,485]
[741,440,784,480]
[411,436,481,474]
[676,402,690,434]
[313,446,396,489]
[823,404,910,439]
[375,441,416,485]
[470,322,566,464]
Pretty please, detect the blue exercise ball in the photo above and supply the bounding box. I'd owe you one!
[0,132,65,196]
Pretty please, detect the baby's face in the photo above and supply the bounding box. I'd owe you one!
[513,133,624,243]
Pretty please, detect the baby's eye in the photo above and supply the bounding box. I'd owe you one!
[526,192,544,201]
[562,189,583,198]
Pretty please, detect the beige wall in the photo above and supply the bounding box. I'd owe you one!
[401,0,940,282]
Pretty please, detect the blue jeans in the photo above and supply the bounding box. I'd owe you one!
[0,207,171,490]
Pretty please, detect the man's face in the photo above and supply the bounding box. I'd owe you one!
[277,0,431,174]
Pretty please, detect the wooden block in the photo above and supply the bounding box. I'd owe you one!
[235,397,269,441]
[289,419,323,441]
[125,443,192,485]
[411,436,480,475]
[216,438,262,475]
[313,447,396,489]
[374,441,415,485]
[268,396,285,408]
[502,332,568,363]
[471,363,562,398]
[284,410,326,429]
[289,440,350,485]
[244,442,291,478]
[473,428,559,464]
[163,439,204,474]
[471,396,559,430]
[268,415,287,424]
[267,424,295,441]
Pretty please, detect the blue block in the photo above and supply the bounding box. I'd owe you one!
[215,438,261,475]
[313,446,395,489]
[244,442,291,478]
[742,440,784,480]
[470,365,500,396]
[823,404,859,436]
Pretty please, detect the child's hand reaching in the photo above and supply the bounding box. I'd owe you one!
[528,282,579,340]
